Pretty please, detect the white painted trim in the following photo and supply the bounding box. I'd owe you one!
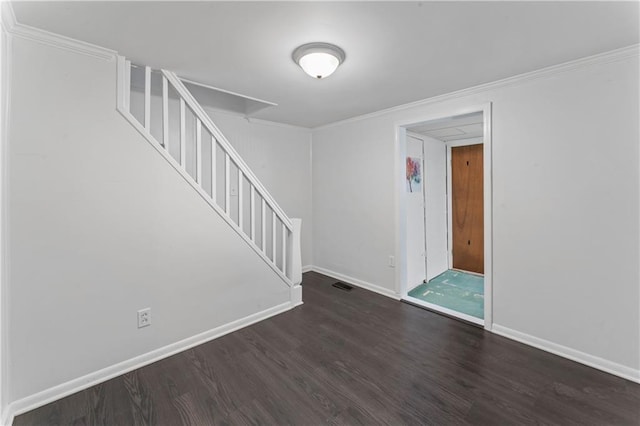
[7,301,298,420]
[290,219,303,284]
[162,76,169,149]
[314,44,639,131]
[115,96,293,288]
[238,169,243,230]
[290,285,303,308]
[261,199,266,253]
[310,266,401,300]
[211,137,217,202]
[224,153,231,215]
[180,99,186,169]
[271,214,277,263]
[446,145,453,269]
[405,132,428,282]
[395,103,493,330]
[394,126,408,297]
[0,2,17,33]
[144,66,151,131]
[250,186,256,241]
[0,2,116,62]
[0,17,11,426]
[301,265,314,273]
[281,225,286,274]
[492,325,640,384]
[1,409,11,426]
[196,119,203,184]
[403,296,484,326]
[482,104,493,330]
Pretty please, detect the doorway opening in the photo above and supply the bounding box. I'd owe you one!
[395,104,492,328]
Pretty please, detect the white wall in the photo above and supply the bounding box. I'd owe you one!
[6,35,292,403]
[423,135,448,281]
[312,49,640,376]
[0,16,7,422]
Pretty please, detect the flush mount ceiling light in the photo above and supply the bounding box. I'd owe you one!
[292,42,346,79]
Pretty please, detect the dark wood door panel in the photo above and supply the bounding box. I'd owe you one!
[451,144,484,274]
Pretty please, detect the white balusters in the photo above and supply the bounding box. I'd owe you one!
[211,138,217,202]
[196,118,202,184]
[282,225,287,274]
[162,76,169,150]
[238,170,244,230]
[124,60,131,111]
[272,214,276,263]
[250,186,256,242]
[144,66,151,131]
[225,153,231,216]
[261,198,266,253]
[179,98,186,168]
[290,219,302,285]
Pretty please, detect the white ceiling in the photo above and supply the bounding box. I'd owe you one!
[11,1,639,128]
[409,111,483,142]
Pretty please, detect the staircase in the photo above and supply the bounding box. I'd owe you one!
[115,56,302,303]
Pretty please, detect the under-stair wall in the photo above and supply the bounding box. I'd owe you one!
[2,17,307,421]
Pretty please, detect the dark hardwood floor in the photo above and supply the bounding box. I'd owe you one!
[15,272,640,425]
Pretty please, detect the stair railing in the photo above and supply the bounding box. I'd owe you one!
[115,56,301,287]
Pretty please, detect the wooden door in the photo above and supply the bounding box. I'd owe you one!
[451,144,484,274]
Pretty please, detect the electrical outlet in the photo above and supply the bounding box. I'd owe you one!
[388,255,395,268]
[137,308,151,328]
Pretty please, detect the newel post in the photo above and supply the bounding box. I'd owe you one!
[290,218,302,285]
[289,218,303,306]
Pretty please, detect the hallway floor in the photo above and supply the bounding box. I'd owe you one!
[408,269,484,319]
[14,272,639,425]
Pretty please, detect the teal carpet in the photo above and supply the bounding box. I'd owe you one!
[408,270,484,319]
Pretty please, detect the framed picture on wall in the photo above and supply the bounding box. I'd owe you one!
[406,157,422,193]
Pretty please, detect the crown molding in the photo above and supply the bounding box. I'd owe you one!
[313,43,640,131]
[0,2,116,61]
[0,1,17,33]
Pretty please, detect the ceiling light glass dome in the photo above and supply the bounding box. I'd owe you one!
[292,42,346,79]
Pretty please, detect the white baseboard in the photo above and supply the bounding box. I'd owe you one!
[492,324,640,384]
[290,285,303,308]
[1,407,12,426]
[308,266,401,300]
[6,301,296,422]
[301,265,313,273]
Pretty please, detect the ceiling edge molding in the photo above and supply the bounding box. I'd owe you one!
[313,43,640,132]
[1,1,17,32]
[2,2,116,61]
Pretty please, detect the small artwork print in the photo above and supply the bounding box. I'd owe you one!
[406,157,422,193]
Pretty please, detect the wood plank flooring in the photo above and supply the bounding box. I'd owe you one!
[15,272,640,425]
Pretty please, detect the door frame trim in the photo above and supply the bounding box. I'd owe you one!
[394,103,493,330]
[446,137,484,271]
[406,131,429,283]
